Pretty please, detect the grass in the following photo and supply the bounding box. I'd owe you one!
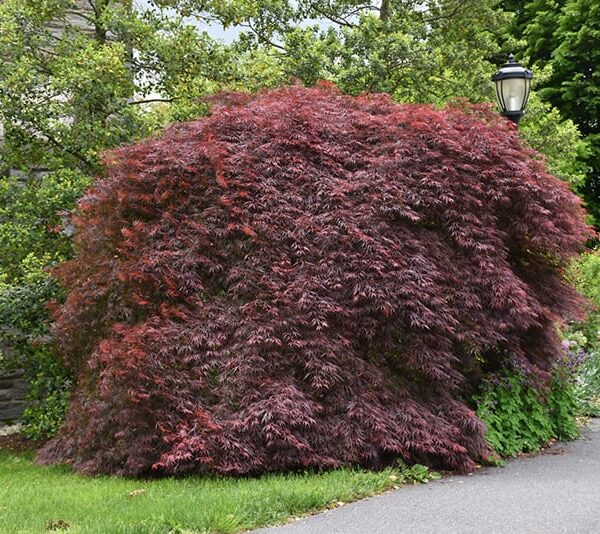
[0,450,438,533]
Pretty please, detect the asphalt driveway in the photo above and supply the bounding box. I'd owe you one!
[256,418,600,534]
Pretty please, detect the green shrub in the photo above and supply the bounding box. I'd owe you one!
[547,367,580,440]
[475,368,579,458]
[20,345,72,440]
[565,248,600,415]
[0,170,89,438]
[570,249,600,347]
[574,348,600,416]
[575,249,600,306]
[0,260,72,439]
[562,330,600,417]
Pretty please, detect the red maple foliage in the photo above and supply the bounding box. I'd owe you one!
[38,83,590,476]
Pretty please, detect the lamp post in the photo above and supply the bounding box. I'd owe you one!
[492,54,533,125]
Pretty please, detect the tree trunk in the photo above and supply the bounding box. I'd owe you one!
[380,0,391,22]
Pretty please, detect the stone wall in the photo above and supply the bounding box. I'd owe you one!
[48,0,95,36]
[0,370,28,424]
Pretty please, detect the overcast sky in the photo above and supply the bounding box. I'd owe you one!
[133,0,253,44]
[133,0,335,44]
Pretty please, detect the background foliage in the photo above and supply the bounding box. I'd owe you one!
[0,170,89,437]
[567,249,600,416]
[502,0,600,227]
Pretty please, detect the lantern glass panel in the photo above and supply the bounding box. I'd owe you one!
[500,77,528,112]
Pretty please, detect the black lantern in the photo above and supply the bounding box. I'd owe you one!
[492,54,533,125]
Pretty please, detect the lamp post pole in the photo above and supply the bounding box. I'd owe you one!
[492,54,533,126]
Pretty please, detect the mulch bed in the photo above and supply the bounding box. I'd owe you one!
[0,433,44,454]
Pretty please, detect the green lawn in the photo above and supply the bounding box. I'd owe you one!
[0,450,437,533]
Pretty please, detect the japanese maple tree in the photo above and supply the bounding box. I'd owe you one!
[39,83,589,476]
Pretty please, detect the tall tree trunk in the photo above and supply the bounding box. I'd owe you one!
[93,0,108,43]
[380,0,391,22]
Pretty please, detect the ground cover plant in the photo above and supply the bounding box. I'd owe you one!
[39,84,590,477]
[0,448,437,534]
[475,366,579,457]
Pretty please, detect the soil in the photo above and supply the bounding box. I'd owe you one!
[0,433,44,454]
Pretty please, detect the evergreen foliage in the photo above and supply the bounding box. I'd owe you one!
[38,85,589,476]
[503,0,600,227]
[543,0,600,226]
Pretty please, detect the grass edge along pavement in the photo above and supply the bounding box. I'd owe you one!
[0,420,590,534]
[254,417,600,534]
[0,447,439,534]
[0,407,594,534]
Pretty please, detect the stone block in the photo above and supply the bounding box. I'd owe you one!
[0,378,15,389]
[0,368,25,380]
[11,380,29,400]
[0,401,26,422]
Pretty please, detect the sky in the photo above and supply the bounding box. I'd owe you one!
[133,0,254,44]
[133,0,334,44]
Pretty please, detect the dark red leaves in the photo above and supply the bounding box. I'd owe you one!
[38,84,590,477]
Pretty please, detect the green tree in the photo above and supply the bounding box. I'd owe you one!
[520,92,590,189]
[542,0,600,225]
[163,0,511,103]
[502,0,599,227]
[0,0,242,175]
[522,0,562,63]
[499,0,561,63]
